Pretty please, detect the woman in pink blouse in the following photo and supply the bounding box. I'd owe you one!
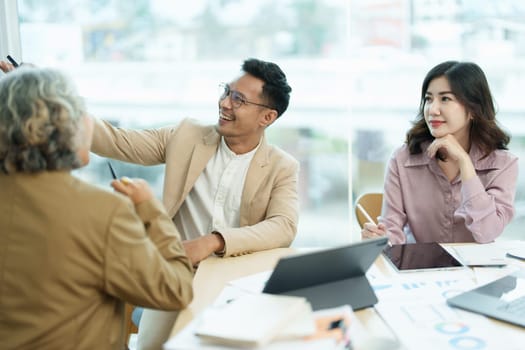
[362,61,518,244]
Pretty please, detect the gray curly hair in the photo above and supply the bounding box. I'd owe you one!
[0,67,86,173]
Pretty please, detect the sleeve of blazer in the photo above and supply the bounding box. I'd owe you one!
[91,118,175,165]
[103,196,194,310]
[218,154,300,257]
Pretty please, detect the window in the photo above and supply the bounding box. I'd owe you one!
[3,0,525,246]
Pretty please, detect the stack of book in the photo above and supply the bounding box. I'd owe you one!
[164,293,352,349]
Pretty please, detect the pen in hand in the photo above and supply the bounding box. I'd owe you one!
[6,55,19,67]
[107,161,118,180]
[108,161,133,185]
[357,203,376,225]
[329,318,346,332]
[358,204,390,245]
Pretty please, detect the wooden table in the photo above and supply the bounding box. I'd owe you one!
[168,244,525,349]
[169,248,397,348]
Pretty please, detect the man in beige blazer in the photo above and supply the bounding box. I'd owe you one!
[0,67,194,350]
[91,58,299,349]
[91,58,299,263]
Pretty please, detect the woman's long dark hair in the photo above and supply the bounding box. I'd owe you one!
[406,61,510,157]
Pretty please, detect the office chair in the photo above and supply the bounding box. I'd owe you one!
[355,192,383,229]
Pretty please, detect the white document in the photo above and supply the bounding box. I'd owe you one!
[227,270,272,293]
[451,243,508,267]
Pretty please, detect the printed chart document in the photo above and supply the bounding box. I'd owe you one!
[372,267,524,349]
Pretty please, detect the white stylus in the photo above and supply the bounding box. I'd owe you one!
[357,203,376,225]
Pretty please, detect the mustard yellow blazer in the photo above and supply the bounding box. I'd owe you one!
[0,172,194,350]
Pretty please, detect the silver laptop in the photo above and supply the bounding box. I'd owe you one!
[447,269,525,328]
[262,236,389,311]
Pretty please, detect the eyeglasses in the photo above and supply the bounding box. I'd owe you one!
[219,83,274,110]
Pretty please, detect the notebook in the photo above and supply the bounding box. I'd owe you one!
[447,269,525,328]
[382,242,464,272]
[262,236,389,311]
[194,294,313,348]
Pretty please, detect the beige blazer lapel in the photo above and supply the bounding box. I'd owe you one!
[178,129,219,209]
[240,137,270,225]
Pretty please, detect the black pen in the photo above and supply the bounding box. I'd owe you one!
[328,318,346,332]
[328,318,351,349]
[107,161,117,180]
[506,251,525,261]
[6,55,19,67]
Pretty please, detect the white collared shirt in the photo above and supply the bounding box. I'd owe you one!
[173,137,258,240]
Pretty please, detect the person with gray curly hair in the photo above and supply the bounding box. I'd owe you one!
[0,67,87,173]
[0,66,194,350]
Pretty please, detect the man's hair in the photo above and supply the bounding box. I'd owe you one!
[0,67,86,173]
[406,60,510,157]
[242,58,292,118]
